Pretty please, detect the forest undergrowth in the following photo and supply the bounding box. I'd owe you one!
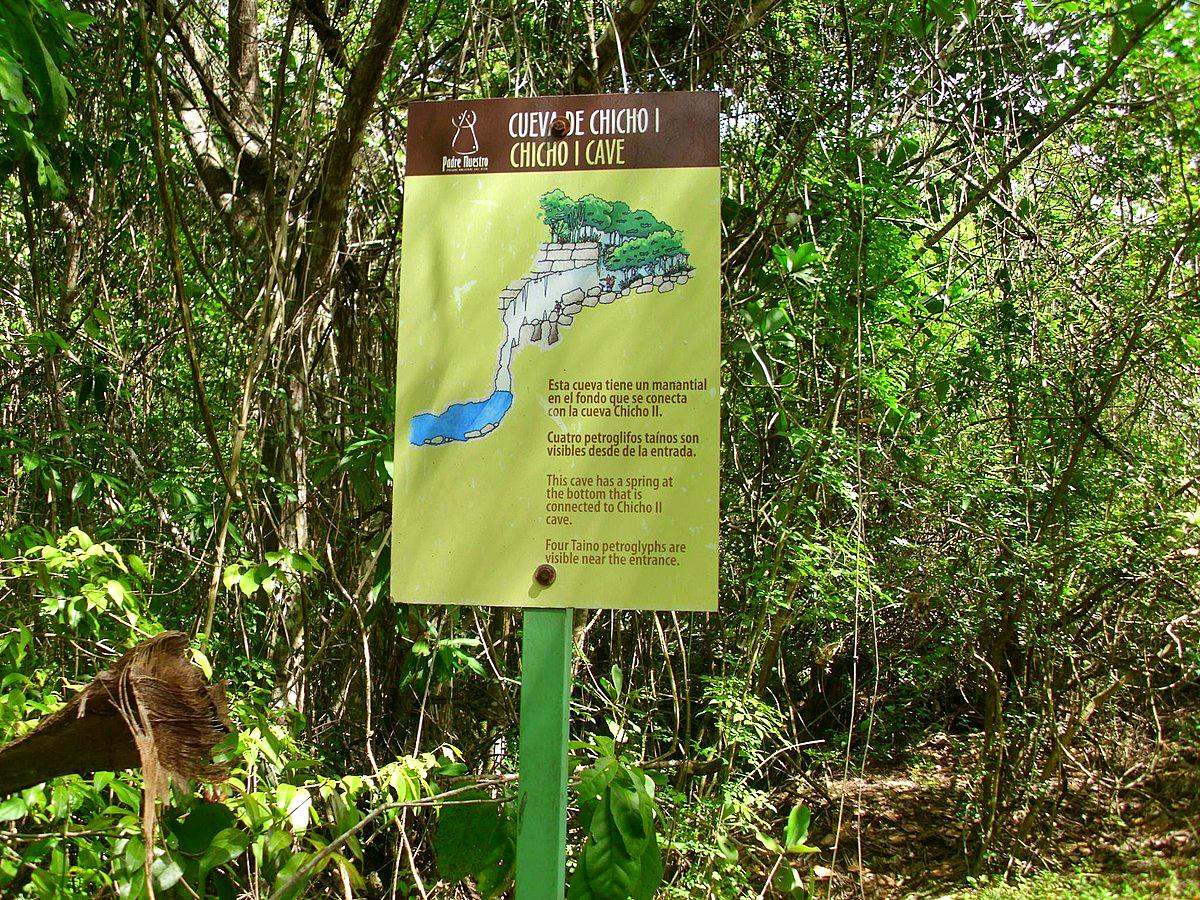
[811,710,1200,897]
[2,0,1199,896]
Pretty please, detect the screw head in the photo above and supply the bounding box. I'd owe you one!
[534,564,557,587]
[550,116,570,139]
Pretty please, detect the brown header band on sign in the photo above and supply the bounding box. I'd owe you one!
[405,91,718,177]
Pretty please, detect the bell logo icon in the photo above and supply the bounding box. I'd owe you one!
[442,110,489,172]
[451,109,478,155]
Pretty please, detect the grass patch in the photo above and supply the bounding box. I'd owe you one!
[954,861,1200,899]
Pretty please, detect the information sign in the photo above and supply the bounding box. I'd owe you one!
[392,91,719,611]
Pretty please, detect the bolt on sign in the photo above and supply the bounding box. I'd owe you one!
[391,91,719,611]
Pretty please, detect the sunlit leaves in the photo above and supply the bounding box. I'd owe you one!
[0,0,88,195]
[568,747,662,900]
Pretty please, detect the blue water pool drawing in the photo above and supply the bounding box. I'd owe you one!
[409,390,513,445]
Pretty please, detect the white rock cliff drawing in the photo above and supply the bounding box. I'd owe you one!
[409,191,694,446]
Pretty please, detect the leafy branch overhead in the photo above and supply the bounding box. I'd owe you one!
[0,0,91,195]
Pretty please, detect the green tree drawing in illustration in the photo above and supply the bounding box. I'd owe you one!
[607,199,634,244]
[536,190,692,284]
[536,190,689,283]
[645,229,687,274]
[604,229,689,278]
[578,194,613,240]
[613,207,663,241]
[539,188,580,242]
[605,237,650,277]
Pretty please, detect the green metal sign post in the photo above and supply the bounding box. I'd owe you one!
[390,88,720,899]
[515,607,574,899]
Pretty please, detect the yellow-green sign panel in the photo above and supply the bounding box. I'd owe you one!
[392,92,718,610]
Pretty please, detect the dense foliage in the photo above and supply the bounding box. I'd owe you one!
[0,0,1198,896]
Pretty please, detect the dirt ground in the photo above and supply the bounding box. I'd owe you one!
[798,730,1200,898]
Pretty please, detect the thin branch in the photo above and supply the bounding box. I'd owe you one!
[921,0,1180,253]
[301,0,410,301]
[295,0,350,70]
[137,0,236,498]
[568,0,658,93]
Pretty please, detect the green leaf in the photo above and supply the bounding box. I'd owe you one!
[152,854,184,891]
[0,0,69,131]
[127,554,151,582]
[0,55,32,114]
[715,833,738,863]
[260,826,293,876]
[117,867,145,899]
[929,0,955,23]
[300,550,325,574]
[757,307,789,335]
[207,867,239,900]
[238,564,272,597]
[237,569,258,596]
[633,830,662,900]
[123,836,145,873]
[326,794,364,860]
[475,828,516,900]
[70,478,93,502]
[272,851,314,900]
[0,796,28,821]
[785,804,812,851]
[198,826,252,874]
[790,241,818,268]
[330,852,364,889]
[436,791,510,882]
[568,781,656,900]
[607,783,647,851]
[105,579,127,606]
[190,646,213,680]
[172,801,236,856]
[61,10,97,29]
[276,784,312,831]
[576,757,620,803]
[1109,18,1129,58]
[757,829,785,853]
[1126,0,1157,26]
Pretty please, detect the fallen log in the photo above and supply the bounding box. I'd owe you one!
[0,630,234,796]
[0,631,236,894]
